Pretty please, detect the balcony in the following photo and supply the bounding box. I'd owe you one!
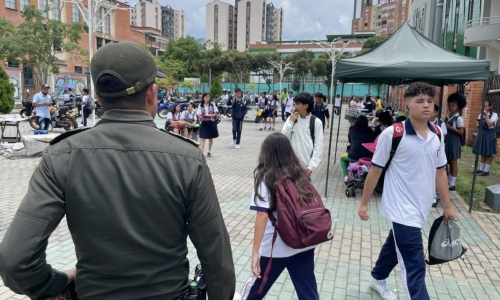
[464,17,500,50]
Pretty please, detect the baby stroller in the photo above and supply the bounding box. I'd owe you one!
[345,157,372,198]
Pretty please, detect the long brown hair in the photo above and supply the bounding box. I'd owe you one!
[254,133,314,211]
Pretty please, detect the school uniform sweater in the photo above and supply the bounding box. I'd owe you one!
[281,114,324,171]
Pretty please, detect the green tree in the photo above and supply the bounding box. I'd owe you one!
[286,50,314,92]
[251,53,279,92]
[359,36,389,55]
[311,52,346,97]
[0,67,15,114]
[291,77,300,93]
[210,77,223,100]
[161,36,203,78]
[0,5,86,84]
[222,50,253,85]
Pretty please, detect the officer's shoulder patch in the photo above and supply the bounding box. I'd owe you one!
[159,128,199,147]
[49,127,91,145]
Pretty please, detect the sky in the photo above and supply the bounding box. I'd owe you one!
[130,0,356,41]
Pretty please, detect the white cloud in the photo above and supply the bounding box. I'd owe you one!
[130,0,354,41]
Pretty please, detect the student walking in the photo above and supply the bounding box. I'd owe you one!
[281,92,324,177]
[230,88,249,149]
[334,94,341,116]
[444,92,467,190]
[258,93,270,131]
[241,133,319,300]
[197,93,219,157]
[312,92,330,131]
[81,88,91,127]
[284,91,294,119]
[268,94,279,130]
[358,82,456,300]
[472,100,498,176]
[280,88,287,121]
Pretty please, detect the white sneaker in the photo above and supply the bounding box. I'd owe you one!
[232,140,236,147]
[344,175,349,183]
[236,144,240,149]
[371,277,397,300]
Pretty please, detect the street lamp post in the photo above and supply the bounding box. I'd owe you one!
[314,38,354,104]
[269,60,293,95]
[66,0,131,126]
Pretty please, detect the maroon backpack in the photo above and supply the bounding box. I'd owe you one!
[258,175,333,294]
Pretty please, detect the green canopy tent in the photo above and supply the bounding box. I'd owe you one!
[324,23,490,211]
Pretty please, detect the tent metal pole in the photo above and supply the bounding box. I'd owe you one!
[324,80,339,197]
[334,83,345,163]
[469,79,488,213]
[438,82,444,119]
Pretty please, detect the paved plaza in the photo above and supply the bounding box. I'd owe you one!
[1,106,500,299]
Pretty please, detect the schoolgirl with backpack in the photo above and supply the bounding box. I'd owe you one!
[444,92,467,191]
[241,133,332,300]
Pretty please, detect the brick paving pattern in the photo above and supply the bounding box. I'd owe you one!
[1,106,500,299]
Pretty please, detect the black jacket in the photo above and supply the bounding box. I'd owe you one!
[348,127,376,160]
[230,98,248,120]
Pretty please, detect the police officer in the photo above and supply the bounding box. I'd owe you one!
[0,41,235,300]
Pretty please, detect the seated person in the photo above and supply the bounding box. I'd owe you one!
[165,104,188,137]
[340,115,376,183]
[373,111,393,136]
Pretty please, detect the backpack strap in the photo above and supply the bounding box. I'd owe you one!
[385,122,404,171]
[310,115,316,158]
[430,122,442,142]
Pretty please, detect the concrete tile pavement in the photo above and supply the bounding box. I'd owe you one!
[1,106,500,299]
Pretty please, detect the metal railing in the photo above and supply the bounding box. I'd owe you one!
[466,16,500,28]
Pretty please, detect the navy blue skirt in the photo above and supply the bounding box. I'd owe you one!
[473,128,497,156]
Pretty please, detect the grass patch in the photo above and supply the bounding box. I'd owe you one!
[456,146,500,213]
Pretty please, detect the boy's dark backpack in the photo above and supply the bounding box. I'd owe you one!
[376,122,441,193]
[86,96,96,110]
[258,175,332,294]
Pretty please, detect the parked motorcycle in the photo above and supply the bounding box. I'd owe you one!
[20,97,34,118]
[29,103,78,131]
[157,101,192,119]
[95,102,104,118]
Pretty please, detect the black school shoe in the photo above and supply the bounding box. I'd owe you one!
[478,172,489,176]
[432,198,440,208]
[449,186,456,191]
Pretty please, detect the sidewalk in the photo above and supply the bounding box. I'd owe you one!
[1,106,500,299]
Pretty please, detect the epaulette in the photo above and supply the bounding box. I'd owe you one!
[49,127,91,145]
[159,128,200,148]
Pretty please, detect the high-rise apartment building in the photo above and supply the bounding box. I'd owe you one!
[205,0,237,50]
[132,0,185,42]
[131,0,162,30]
[205,0,283,51]
[351,0,411,36]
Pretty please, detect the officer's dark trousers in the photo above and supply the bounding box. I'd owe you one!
[232,118,243,145]
[242,249,318,300]
[372,222,429,300]
[281,103,286,121]
[37,117,51,131]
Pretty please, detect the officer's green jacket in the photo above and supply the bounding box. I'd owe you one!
[0,110,235,300]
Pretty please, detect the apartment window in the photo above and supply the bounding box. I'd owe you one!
[52,0,60,21]
[7,60,19,68]
[74,66,83,74]
[72,3,80,22]
[20,0,30,10]
[103,13,110,34]
[23,67,34,86]
[381,20,387,25]
[95,9,102,32]
[40,0,48,17]
[96,37,104,50]
[6,0,16,9]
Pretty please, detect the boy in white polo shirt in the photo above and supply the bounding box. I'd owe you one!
[358,82,456,300]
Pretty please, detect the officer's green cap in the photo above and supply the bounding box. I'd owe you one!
[91,41,166,98]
